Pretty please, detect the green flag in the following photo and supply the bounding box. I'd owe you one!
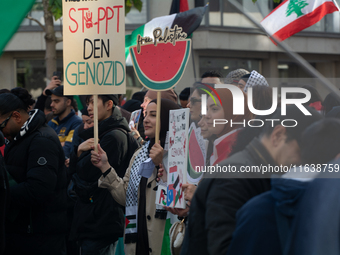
[0,0,36,55]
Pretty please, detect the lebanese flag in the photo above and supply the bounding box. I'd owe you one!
[125,4,207,66]
[261,0,339,43]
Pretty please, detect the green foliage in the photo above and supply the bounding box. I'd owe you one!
[125,0,143,15]
[47,0,142,18]
[32,1,43,11]
[49,0,62,20]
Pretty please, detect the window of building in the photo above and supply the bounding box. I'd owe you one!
[278,61,316,79]
[16,59,63,98]
[199,56,261,78]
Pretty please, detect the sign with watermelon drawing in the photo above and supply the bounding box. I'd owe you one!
[63,0,126,95]
[166,108,189,209]
[187,122,207,184]
[129,25,191,91]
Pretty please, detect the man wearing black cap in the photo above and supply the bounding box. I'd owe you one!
[182,105,323,255]
[46,85,82,158]
[69,94,139,254]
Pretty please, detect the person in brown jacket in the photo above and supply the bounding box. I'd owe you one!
[91,99,180,255]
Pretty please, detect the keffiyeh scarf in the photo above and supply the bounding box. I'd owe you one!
[244,70,269,92]
[125,140,150,243]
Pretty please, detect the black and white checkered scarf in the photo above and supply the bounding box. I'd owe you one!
[125,140,150,241]
[244,70,269,92]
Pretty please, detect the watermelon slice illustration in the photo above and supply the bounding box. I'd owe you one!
[187,128,204,181]
[129,39,191,91]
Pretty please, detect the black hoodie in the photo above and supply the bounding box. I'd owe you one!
[70,106,134,244]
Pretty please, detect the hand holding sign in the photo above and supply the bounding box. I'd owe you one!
[91,144,111,173]
[149,142,164,166]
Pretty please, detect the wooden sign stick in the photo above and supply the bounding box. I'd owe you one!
[93,95,99,153]
[155,91,161,143]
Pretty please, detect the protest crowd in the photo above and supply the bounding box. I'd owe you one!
[1,67,340,255]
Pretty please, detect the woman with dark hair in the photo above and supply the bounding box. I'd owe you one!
[0,88,67,255]
[91,99,180,255]
[205,88,252,165]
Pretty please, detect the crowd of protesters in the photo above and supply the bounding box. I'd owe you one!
[0,68,340,255]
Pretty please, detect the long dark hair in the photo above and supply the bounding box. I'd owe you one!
[148,98,180,149]
[0,88,35,115]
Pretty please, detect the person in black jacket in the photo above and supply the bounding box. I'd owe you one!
[69,95,139,255]
[0,131,9,255]
[0,88,67,255]
[226,118,340,255]
[182,105,323,255]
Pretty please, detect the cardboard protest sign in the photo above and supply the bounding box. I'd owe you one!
[129,26,191,91]
[129,109,142,130]
[63,0,126,95]
[155,184,167,207]
[166,108,189,209]
[155,132,169,207]
[155,122,207,206]
[129,26,191,142]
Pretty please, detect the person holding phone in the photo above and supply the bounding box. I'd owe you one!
[35,72,62,112]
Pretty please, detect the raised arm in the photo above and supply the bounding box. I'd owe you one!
[91,144,140,206]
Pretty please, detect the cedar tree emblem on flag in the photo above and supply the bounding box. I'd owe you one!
[286,0,309,17]
[261,0,339,43]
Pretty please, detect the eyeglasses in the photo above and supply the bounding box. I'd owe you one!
[190,98,202,105]
[0,112,13,131]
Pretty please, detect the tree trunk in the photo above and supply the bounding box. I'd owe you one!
[43,0,56,80]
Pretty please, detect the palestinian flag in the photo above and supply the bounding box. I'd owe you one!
[125,4,208,66]
[0,0,36,55]
[261,0,339,44]
[170,0,189,14]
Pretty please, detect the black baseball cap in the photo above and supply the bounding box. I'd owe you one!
[46,85,73,100]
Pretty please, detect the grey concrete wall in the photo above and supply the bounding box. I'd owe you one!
[0,52,16,89]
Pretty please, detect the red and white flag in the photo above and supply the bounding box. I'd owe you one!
[261,0,339,43]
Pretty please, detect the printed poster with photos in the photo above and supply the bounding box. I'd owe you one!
[129,109,142,130]
[166,108,189,209]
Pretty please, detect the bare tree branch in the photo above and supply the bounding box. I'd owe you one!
[56,36,63,43]
[26,15,45,32]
